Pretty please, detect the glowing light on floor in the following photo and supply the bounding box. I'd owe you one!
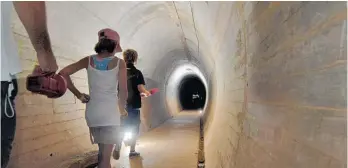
[124,132,133,141]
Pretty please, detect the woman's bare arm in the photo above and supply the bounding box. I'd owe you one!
[118,59,128,115]
[59,57,89,98]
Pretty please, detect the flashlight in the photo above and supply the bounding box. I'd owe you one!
[124,131,133,141]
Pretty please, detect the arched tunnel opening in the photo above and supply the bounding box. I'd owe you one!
[178,75,206,110]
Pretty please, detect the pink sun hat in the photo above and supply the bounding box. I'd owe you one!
[98,28,122,52]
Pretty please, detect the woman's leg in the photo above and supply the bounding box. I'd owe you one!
[112,138,122,160]
[98,144,114,168]
[112,125,124,160]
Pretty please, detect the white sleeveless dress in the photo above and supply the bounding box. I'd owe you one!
[86,56,123,144]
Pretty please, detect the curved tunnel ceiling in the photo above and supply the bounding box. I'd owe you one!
[32,2,207,78]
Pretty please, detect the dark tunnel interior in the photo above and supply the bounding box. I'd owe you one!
[178,75,206,110]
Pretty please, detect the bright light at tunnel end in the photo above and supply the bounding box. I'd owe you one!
[165,63,209,115]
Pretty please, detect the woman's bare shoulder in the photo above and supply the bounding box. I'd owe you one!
[117,58,126,69]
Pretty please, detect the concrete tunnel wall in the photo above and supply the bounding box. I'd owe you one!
[5,1,346,168]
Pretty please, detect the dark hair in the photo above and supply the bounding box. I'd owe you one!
[94,38,117,54]
[123,49,138,64]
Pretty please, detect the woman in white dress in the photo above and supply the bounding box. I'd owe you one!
[59,28,128,168]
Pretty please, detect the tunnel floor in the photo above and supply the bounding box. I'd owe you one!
[110,112,200,168]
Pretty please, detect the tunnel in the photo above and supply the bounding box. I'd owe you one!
[5,1,347,168]
[178,75,206,110]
